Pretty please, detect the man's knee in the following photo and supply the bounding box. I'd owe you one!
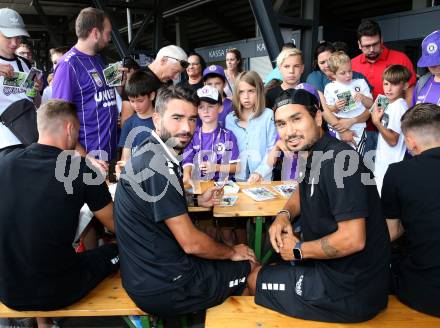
[247,264,262,295]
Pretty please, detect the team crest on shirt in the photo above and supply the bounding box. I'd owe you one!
[215,142,226,154]
[89,70,103,87]
[354,86,360,92]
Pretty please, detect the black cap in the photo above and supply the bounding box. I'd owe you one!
[273,89,321,113]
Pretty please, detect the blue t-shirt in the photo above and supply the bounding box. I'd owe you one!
[118,114,155,153]
[306,70,372,93]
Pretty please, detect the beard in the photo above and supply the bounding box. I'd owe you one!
[159,127,193,152]
[366,52,380,61]
[284,131,320,153]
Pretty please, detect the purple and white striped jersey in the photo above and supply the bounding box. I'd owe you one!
[52,47,118,160]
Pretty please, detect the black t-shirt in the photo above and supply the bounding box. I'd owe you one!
[265,85,285,110]
[115,132,194,296]
[0,144,111,306]
[144,65,172,90]
[297,134,390,301]
[177,79,204,92]
[121,66,169,102]
[382,148,440,295]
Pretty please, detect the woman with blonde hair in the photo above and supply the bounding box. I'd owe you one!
[225,71,277,182]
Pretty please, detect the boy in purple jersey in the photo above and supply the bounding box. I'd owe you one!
[52,8,119,165]
[202,65,233,127]
[182,85,240,183]
[182,85,244,245]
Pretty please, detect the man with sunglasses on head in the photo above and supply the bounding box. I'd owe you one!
[146,45,189,91]
[121,45,189,125]
[351,20,416,153]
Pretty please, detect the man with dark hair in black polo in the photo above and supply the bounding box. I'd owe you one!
[247,89,390,323]
[0,100,119,327]
[382,103,440,317]
[114,85,257,317]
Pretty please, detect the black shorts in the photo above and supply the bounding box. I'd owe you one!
[255,261,387,323]
[7,243,119,311]
[129,259,251,316]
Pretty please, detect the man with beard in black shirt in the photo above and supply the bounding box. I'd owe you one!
[115,85,257,317]
[248,89,390,323]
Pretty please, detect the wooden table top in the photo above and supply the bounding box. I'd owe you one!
[213,181,294,218]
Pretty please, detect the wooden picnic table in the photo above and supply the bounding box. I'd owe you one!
[213,181,294,262]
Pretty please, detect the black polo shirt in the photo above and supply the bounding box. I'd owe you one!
[115,132,194,296]
[298,134,390,301]
[0,144,111,307]
[382,147,440,316]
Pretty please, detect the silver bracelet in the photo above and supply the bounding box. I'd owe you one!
[277,209,291,221]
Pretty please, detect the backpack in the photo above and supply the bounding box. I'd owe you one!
[0,99,38,146]
[416,72,433,95]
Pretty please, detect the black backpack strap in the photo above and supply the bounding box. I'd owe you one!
[14,55,32,72]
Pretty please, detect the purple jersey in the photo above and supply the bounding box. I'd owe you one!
[52,47,118,160]
[412,75,440,107]
[182,125,240,181]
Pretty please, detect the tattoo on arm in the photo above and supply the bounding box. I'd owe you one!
[320,237,340,258]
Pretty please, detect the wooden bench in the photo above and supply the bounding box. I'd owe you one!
[205,296,440,328]
[0,273,154,328]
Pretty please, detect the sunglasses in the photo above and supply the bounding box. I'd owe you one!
[165,56,189,69]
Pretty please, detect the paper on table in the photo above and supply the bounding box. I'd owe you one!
[74,183,117,242]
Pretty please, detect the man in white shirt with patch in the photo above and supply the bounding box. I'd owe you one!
[0,8,41,149]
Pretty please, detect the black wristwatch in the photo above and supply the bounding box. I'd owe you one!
[293,242,303,260]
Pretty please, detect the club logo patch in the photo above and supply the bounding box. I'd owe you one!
[90,71,103,87]
[215,142,225,154]
[427,42,438,54]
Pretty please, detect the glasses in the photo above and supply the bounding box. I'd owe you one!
[360,41,381,50]
[166,56,189,69]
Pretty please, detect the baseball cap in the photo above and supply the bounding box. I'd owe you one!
[273,88,321,113]
[0,8,29,38]
[197,85,222,105]
[417,30,440,67]
[203,65,226,82]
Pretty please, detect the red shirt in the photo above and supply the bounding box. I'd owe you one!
[351,47,416,130]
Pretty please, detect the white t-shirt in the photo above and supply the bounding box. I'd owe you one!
[0,56,31,149]
[324,78,372,146]
[374,98,408,194]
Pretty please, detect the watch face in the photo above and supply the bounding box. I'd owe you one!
[293,248,302,260]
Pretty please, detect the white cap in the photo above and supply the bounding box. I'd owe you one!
[197,85,222,104]
[0,8,29,38]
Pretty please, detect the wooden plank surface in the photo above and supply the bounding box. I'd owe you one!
[205,296,440,328]
[0,273,145,318]
[213,181,292,218]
